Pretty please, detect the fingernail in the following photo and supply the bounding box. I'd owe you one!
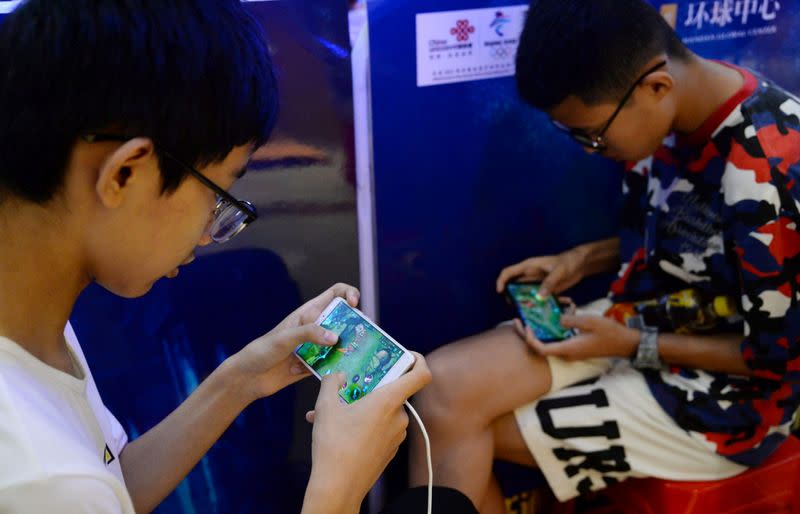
[291,364,304,375]
[324,330,338,343]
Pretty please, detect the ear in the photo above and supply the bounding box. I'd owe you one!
[95,137,156,209]
[640,70,675,102]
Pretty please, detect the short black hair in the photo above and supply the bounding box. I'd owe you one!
[515,0,690,111]
[0,0,279,203]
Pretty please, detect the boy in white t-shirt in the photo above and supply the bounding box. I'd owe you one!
[0,1,430,512]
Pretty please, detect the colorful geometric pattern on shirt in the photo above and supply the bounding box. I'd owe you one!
[610,67,800,467]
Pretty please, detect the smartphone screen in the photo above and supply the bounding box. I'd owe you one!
[296,301,407,403]
[506,283,574,342]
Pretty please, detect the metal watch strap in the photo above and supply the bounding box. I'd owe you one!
[633,325,662,370]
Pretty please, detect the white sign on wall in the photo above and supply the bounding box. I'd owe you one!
[416,5,528,87]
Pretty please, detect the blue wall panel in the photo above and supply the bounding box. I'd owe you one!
[368,0,621,354]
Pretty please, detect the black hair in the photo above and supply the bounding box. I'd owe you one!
[0,0,279,203]
[515,0,690,111]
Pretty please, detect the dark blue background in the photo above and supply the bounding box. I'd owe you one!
[368,0,621,354]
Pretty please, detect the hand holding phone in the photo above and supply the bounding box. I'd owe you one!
[496,250,587,297]
[295,297,416,403]
[505,282,576,342]
[303,354,430,514]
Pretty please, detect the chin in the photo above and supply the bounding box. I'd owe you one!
[623,151,653,163]
[96,279,156,299]
[623,145,663,163]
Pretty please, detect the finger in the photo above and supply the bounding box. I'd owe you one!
[539,266,567,298]
[318,283,361,309]
[296,283,359,324]
[528,336,571,358]
[524,325,545,352]
[290,359,311,376]
[512,319,528,340]
[346,288,361,307]
[279,368,315,390]
[391,408,410,433]
[524,326,579,358]
[498,260,547,292]
[391,428,408,451]
[316,372,347,409]
[280,323,339,353]
[267,356,313,389]
[496,264,524,293]
[557,297,577,317]
[380,353,432,401]
[324,282,361,307]
[559,314,596,332]
[305,410,316,424]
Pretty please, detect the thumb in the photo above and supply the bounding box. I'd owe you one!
[560,314,594,332]
[317,372,347,408]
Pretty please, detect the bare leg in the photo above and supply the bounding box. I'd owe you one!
[409,325,550,509]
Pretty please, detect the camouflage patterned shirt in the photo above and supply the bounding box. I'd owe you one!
[611,65,800,466]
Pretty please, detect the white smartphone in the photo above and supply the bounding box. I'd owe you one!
[294,297,415,404]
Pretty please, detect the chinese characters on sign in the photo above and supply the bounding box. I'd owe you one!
[684,0,780,29]
[659,0,782,44]
[416,5,527,88]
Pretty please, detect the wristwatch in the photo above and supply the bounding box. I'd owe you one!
[627,316,663,370]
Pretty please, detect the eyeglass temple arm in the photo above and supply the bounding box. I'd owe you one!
[597,61,669,138]
[83,134,256,223]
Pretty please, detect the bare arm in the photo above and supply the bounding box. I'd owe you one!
[522,314,754,377]
[656,331,751,376]
[571,237,621,278]
[496,237,621,296]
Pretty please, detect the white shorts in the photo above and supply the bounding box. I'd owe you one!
[512,300,747,502]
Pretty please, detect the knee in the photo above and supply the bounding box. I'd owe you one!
[412,343,471,425]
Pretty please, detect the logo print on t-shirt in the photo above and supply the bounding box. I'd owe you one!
[104,444,115,466]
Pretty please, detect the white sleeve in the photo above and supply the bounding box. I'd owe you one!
[0,476,127,514]
[106,406,129,456]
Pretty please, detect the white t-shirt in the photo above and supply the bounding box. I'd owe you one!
[0,323,135,513]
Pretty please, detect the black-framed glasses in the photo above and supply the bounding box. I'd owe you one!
[553,61,668,152]
[82,133,257,243]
